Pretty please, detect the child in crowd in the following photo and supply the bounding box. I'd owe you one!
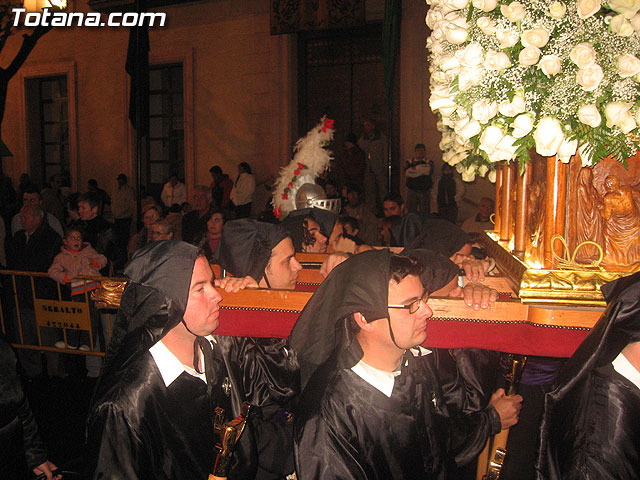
[48,226,107,351]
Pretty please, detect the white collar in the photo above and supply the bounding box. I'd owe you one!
[351,346,431,397]
[612,351,640,391]
[149,335,216,387]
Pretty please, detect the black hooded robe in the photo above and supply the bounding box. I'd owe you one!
[290,250,500,479]
[85,241,298,480]
[537,271,640,480]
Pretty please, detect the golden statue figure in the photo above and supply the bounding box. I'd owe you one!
[575,168,604,262]
[598,175,640,271]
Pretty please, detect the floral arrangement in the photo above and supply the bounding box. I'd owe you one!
[272,116,335,218]
[426,0,640,182]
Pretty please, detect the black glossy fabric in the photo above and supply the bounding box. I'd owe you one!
[280,208,337,252]
[406,218,471,257]
[86,240,299,479]
[214,219,289,283]
[403,248,459,294]
[538,271,640,479]
[294,341,501,479]
[0,337,48,479]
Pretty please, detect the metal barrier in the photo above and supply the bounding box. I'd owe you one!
[0,270,120,357]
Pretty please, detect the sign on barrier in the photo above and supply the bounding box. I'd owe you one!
[34,299,92,331]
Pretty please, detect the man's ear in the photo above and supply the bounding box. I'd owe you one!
[353,312,374,331]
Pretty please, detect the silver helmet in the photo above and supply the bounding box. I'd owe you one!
[295,183,341,214]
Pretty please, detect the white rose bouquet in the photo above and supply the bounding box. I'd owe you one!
[426,0,640,182]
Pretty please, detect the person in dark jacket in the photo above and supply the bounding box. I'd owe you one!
[0,337,61,480]
[86,240,299,479]
[537,271,640,480]
[290,250,521,479]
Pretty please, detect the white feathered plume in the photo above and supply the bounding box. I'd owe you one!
[272,116,335,218]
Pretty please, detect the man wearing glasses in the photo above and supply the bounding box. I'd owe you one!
[290,250,522,479]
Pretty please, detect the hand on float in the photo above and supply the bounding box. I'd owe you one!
[320,252,351,278]
[33,460,62,480]
[461,282,498,310]
[215,276,259,293]
[489,388,523,430]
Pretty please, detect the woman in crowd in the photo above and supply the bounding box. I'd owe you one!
[127,204,162,258]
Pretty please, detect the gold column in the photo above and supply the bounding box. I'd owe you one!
[500,162,514,242]
[494,167,502,235]
[513,162,531,259]
[544,156,567,268]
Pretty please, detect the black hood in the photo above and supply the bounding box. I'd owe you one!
[214,219,289,282]
[289,249,393,387]
[281,208,337,252]
[403,248,459,294]
[405,217,471,257]
[102,240,201,373]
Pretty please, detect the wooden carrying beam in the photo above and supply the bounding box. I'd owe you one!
[217,288,602,357]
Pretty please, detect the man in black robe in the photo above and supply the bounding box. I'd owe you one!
[85,240,299,479]
[537,271,640,479]
[290,250,522,479]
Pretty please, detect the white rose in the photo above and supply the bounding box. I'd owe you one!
[478,164,489,177]
[521,28,550,48]
[501,2,527,22]
[533,117,565,156]
[456,118,482,141]
[457,42,484,67]
[511,113,535,137]
[548,1,567,18]
[631,13,640,32]
[636,107,640,127]
[617,54,640,77]
[440,54,461,72]
[576,64,604,91]
[577,104,602,127]
[472,0,497,12]
[426,8,444,29]
[488,170,497,183]
[443,150,466,165]
[494,135,518,161]
[430,86,458,116]
[605,102,637,134]
[496,27,520,48]
[608,0,640,18]
[472,99,499,124]
[610,14,635,36]
[578,143,594,167]
[461,165,477,182]
[498,95,526,117]
[557,138,578,163]
[444,13,469,44]
[458,66,485,90]
[569,43,597,69]
[538,55,561,77]
[519,46,541,66]
[479,125,505,159]
[576,0,601,19]
[477,16,497,36]
[441,0,471,13]
[486,51,512,70]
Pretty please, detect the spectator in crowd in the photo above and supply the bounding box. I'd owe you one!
[160,174,187,210]
[462,197,494,239]
[40,175,65,223]
[324,178,340,199]
[182,185,216,246]
[75,191,122,274]
[383,192,406,218]
[209,165,233,211]
[111,174,136,254]
[11,186,64,238]
[48,226,106,355]
[86,241,298,479]
[341,216,361,239]
[343,184,378,245]
[201,211,224,263]
[148,218,175,242]
[405,143,434,213]
[0,336,61,480]
[65,193,81,226]
[128,204,162,258]
[87,179,111,217]
[6,204,62,378]
[358,118,388,210]
[335,133,366,192]
[230,162,256,219]
[432,163,465,224]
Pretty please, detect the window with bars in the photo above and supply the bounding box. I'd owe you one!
[147,63,184,199]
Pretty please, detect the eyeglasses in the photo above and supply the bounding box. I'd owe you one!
[388,293,429,315]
